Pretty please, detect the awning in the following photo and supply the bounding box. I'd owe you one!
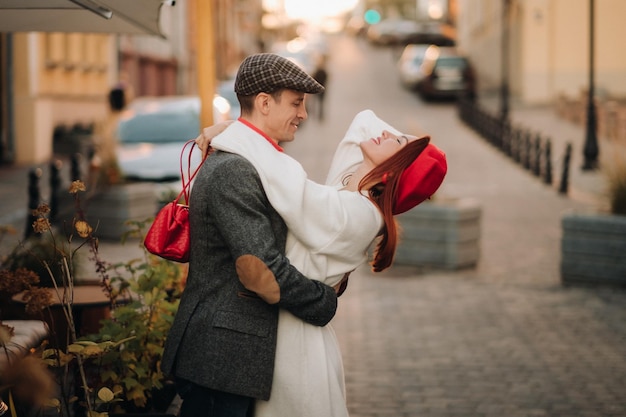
[0,0,172,38]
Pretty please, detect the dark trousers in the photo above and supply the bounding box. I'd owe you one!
[176,379,254,417]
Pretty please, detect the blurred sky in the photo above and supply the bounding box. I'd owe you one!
[264,0,359,20]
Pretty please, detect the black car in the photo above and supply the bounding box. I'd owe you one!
[401,22,455,47]
[416,46,476,100]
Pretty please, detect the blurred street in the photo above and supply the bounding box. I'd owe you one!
[1,32,625,417]
[288,34,626,417]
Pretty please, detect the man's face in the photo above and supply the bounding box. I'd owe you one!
[265,90,308,143]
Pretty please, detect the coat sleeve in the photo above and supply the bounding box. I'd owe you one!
[253,153,382,269]
[206,156,337,326]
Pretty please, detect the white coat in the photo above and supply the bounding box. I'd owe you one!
[211,109,402,416]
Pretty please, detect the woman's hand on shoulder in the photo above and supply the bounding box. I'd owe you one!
[196,120,235,158]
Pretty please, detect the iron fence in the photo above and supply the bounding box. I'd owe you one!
[457,97,570,195]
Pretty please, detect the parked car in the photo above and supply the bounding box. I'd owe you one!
[366,18,422,46]
[397,44,431,90]
[401,22,455,47]
[367,19,455,47]
[415,46,476,100]
[217,78,240,118]
[116,95,231,181]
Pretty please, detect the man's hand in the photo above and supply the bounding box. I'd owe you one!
[195,120,235,159]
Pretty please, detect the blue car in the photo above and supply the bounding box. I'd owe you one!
[116,95,232,181]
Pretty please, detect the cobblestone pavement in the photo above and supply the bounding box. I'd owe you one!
[1,34,625,417]
[291,35,626,417]
[332,267,626,417]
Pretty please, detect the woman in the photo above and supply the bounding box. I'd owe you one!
[200,109,446,416]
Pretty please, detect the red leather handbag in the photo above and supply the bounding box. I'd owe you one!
[144,140,206,263]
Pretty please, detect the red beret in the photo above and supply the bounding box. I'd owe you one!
[393,143,447,215]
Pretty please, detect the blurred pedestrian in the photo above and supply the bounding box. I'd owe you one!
[312,55,328,121]
[88,84,127,191]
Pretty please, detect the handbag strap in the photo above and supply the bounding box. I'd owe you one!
[178,139,209,205]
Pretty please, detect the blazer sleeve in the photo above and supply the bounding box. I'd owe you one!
[205,156,337,326]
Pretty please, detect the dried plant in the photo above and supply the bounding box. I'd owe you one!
[0,181,122,417]
[1,180,184,417]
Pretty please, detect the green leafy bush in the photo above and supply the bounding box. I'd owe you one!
[84,220,184,412]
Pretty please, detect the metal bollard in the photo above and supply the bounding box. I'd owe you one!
[533,135,542,176]
[559,143,572,194]
[544,139,553,185]
[492,115,502,147]
[513,129,522,163]
[501,120,510,155]
[25,168,42,239]
[490,114,499,145]
[49,159,62,222]
[523,131,532,170]
[507,127,516,159]
[476,110,483,137]
[71,153,82,181]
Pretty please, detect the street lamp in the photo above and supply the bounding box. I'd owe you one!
[582,0,598,170]
[499,0,511,124]
[196,0,216,128]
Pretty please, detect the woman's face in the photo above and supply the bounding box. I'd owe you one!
[360,130,415,167]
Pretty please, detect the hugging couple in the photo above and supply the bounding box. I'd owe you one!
[161,52,447,417]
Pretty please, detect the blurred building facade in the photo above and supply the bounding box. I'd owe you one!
[456,0,626,105]
[2,32,116,165]
[7,0,622,168]
[0,0,263,166]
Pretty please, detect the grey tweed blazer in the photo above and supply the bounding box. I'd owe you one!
[161,151,338,400]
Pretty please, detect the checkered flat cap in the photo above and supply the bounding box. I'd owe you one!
[234,53,324,96]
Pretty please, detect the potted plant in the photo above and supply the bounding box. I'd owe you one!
[561,152,626,285]
[82,218,185,416]
[1,181,127,417]
[605,151,626,215]
[394,195,482,270]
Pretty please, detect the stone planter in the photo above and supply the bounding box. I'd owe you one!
[85,182,157,240]
[561,211,626,286]
[394,197,482,269]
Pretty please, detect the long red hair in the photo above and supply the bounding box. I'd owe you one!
[358,135,430,272]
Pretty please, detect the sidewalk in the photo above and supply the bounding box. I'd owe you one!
[480,94,612,210]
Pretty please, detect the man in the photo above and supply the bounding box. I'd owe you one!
[161,53,340,417]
